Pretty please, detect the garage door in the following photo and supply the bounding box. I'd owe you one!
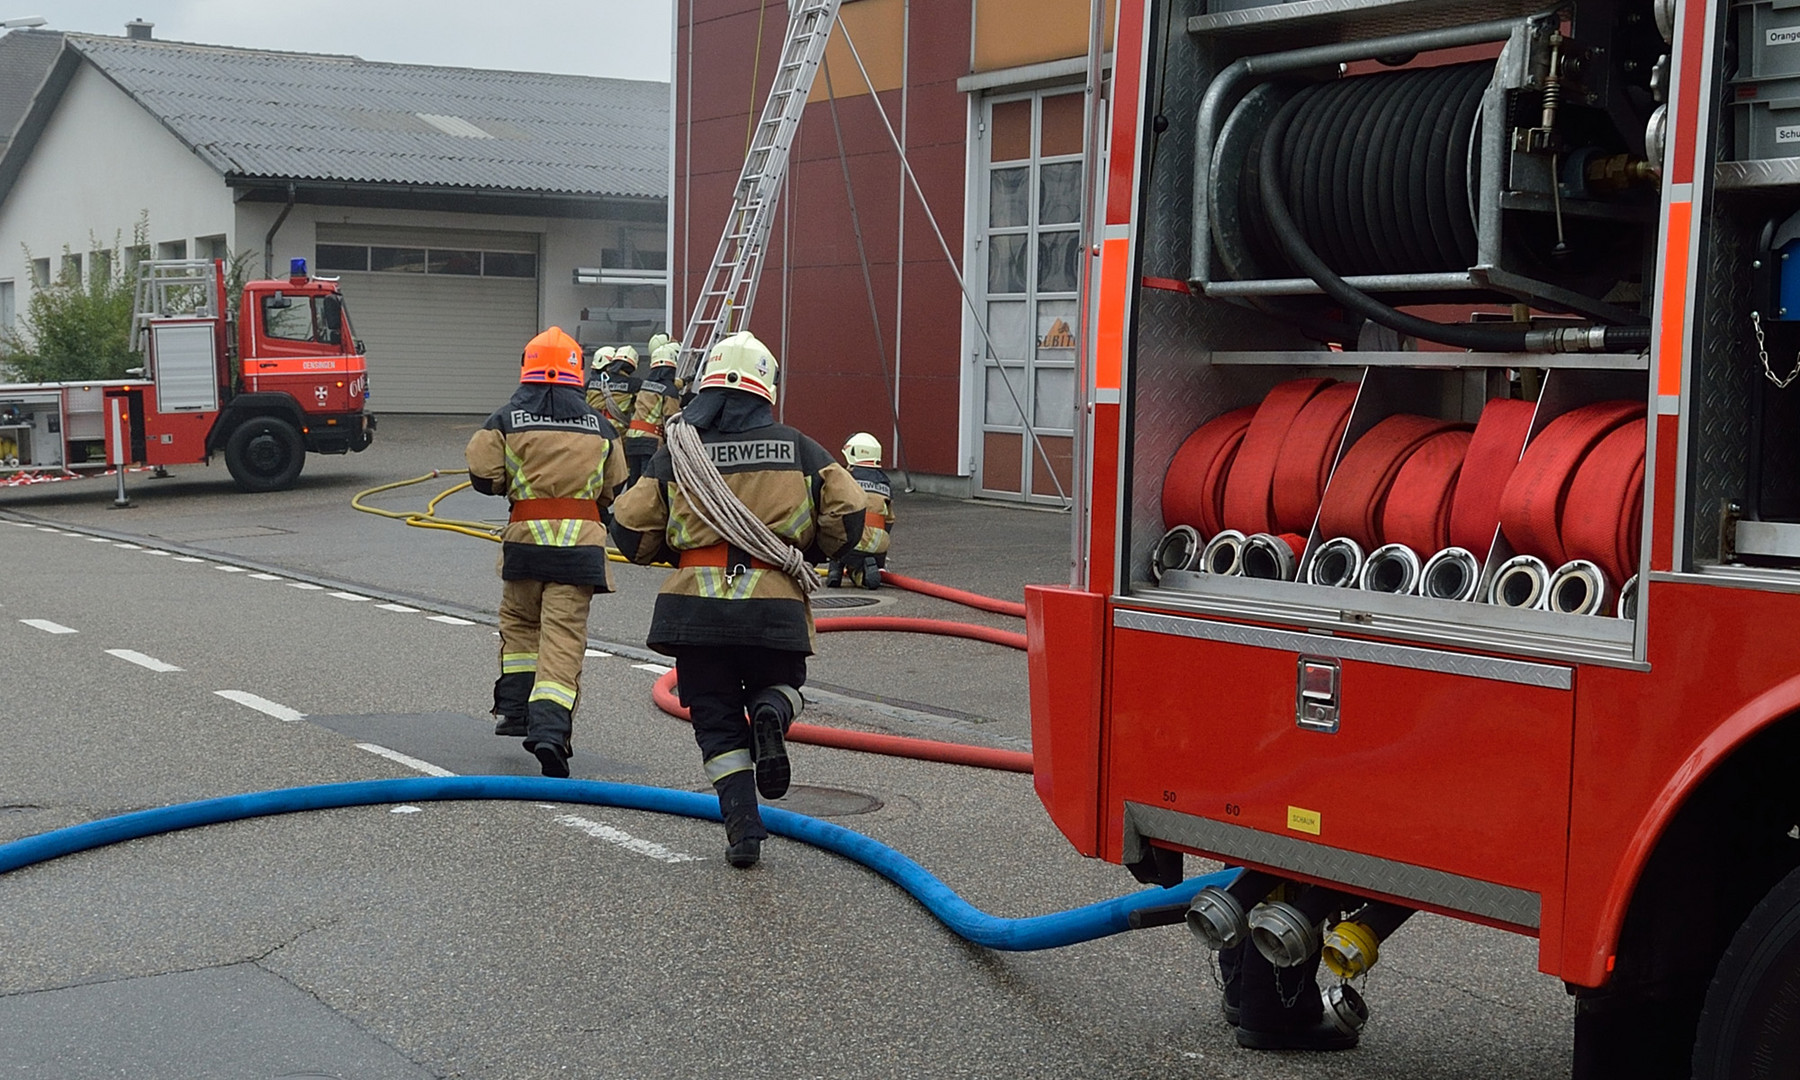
[315,225,541,414]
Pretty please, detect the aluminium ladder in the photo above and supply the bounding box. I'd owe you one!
[676,0,843,385]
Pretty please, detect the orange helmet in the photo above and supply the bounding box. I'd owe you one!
[520,327,584,387]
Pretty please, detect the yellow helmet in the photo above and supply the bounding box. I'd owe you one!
[520,327,584,387]
[698,331,778,404]
[590,345,616,372]
[647,332,672,352]
[612,344,639,372]
[843,431,882,466]
[650,342,680,367]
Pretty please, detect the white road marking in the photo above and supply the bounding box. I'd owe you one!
[172,556,206,563]
[20,619,77,635]
[214,690,305,723]
[376,603,418,613]
[356,742,455,777]
[113,542,141,549]
[105,649,182,672]
[214,566,249,573]
[329,591,371,601]
[143,550,171,556]
[86,536,111,542]
[549,814,703,864]
[584,648,612,658]
[287,582,324,590]
[8,521,32,527]
[632,662,672,675]
[428,615,475,625]
[249,573,282,581]
[391,805,423,814]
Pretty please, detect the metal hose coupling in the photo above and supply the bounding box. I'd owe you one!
[1200,529,1248,576]
[1324,983,1371,1036]
[1241,533,1302,581]
[1488,554,1551,609]
[1306,537,1364,588]
[1151,526,1202,583]
[1185,868,1280,950]
[1617,573,1640,619]
[1321,902,1415,980]
[1419,546,1482,602]
[1546,559,1611,616]
[1248,885,1350,968]
[1358,543,1422,595]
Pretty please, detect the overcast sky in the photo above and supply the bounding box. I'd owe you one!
[10,1,673,82]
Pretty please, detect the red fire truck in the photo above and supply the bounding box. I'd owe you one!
[0,258,374,494]
[1030,0,1800,1074]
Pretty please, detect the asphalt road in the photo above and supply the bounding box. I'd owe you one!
[0,418,1572,1079]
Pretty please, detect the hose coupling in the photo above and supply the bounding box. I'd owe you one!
[1547,559,1611,616]
[1242,533,1302,581]
[1200,529,1248,576]
[1306,537,1364,588]
[1323,982,1371,1036]
[1488,554,1551,609]
[1617,573,1640,620]
[1321,902,1415,979]
[1420,546,1482,601]
[1151,525,1202,583]
[1185,869,1279,950]
[1359,543,1422,595]
[1248,885,1350,968]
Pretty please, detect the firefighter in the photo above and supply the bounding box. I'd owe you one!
[609,331,867,869]
[466,326,627,778]
[622,341,682,486]
[827,431,895,589]
[586,344,639,430]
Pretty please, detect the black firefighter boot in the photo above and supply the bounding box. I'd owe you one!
[825,557,844,587]
[1230,942,1357,1051]
[748,684,804,800]
[523,699,573,778]
[492,672,531,737]
[717,771,768,869]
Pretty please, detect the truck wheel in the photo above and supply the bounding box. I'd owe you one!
[224,416,305,492]
[1693,862,1800,1078]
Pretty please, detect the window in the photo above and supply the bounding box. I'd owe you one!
[482,251,536,278]
[426,249,481,275]
[0,281,14,333]
[370,246,426,273]
[125,245,150,272]
[30,258,48,288]
[60,253,81,284]
[90,250,112,282]
[316,244,368,272]
[195,235,228,262]
[315,243,539,278]
[262,293,348,346]
[156,239,187,260]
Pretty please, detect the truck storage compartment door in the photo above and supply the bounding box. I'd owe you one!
[1105,609,1572,935]
[150,319,219,413]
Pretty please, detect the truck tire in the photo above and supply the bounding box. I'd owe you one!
[1692,862,1800,1079]
[224,416,305,492]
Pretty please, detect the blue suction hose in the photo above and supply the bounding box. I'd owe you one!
[0,776,1233,952]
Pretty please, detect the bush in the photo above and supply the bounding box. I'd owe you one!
[0,236,140,383]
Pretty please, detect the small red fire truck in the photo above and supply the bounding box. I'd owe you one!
[0,258,374,493]
[1031,0,1800,1075]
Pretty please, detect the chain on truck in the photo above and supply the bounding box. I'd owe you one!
[0,257,375,495]
[1032,0,1800,1074]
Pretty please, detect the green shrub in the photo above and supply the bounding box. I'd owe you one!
[0,236,140,382]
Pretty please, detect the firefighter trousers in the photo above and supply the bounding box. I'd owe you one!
[494,578,595,751]
[672,646,807,788]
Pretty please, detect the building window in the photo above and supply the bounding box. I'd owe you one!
[577,282,666,347]
[319,244,535,278]
[90,250,112,282]
[125,245,150,272]
[156,239,186,260]
[30,258,49,288]
[195,235,228,262]
[0,280,14,333]
[426,249,481,275]
[316,244,369,272]
[60,253,82,284]
[481,251,537,278]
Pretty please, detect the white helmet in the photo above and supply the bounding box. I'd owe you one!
[843,431,882,466]
[647,332,672,353]
[698,331,778,404]
[590,345,616,371]
[650,341,680,367]
[612,344,639,372]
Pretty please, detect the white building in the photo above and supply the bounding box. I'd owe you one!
[0,25,669,413]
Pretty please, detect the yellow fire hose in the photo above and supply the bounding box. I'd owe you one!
[350,469,649,563]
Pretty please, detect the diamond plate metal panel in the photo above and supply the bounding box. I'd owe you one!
[1690,205,1757,563]
[1124,802,1542,927]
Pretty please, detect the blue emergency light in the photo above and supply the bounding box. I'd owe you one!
[290,257,308,279]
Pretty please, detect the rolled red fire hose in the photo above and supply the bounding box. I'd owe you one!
[1222,378,1334,534]
[1379,428,1472,556]
[1162,405,1256,536]
[1559,417,1647,587]
[1317,414,1468,551]
[1271,381,1359,535]
[1498,400,1644,566]
[1448,398,1536,555]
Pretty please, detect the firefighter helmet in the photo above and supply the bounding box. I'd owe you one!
[698,331,778,404]
[647,332,672,353]
[843,431,882,466]
[520,327,584,387]
[650,341,680,367]
[613,344,639,372]
[590,345,617,372]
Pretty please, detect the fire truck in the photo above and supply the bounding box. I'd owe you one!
[1030,0,1800,1074]
[0,258,374,494]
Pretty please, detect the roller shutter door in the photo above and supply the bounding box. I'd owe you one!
[316,225,541,414]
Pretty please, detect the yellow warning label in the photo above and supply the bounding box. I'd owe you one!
[1287,806,1322,835]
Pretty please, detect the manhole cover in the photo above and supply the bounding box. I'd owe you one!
[697,785,882,817]
[812,594,880,610]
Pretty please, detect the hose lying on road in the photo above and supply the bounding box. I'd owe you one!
[0,776,1228,952]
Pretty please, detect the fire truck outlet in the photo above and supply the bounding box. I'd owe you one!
[1547,559,1611,616]
[1248,885,1354,967]
[1201,529,1248,575]
[1151,525,1203,582]
[1184,868,1282,949]
[1306,537,1364,588]
[1616,574,1640,620]
[1359,543,1422,595]
[1419,546,1482,602]
[1488,554,1552,609]
[1323,982,1371,1036]
[1241,533,1302,581]
[1321,902,1416,979]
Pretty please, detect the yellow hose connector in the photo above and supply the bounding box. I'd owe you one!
[1322,919,1382,980]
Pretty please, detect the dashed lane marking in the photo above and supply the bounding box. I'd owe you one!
[632,662,672,675]
[357,742,455,777]
[113,543,142,549]
[585,648,612,658]
[105,648,182,672]
[143,550,171,556]
[428,615,475,625]
[214,690,305,723]
[86,536,111,543]
[20,619,77,635]
[329,591,372,602]
[249,573,282,581]
[550,814,703,864]
[215,566,249,573]
[287,582,324,590]
[172,556,206,563]
[376,603,418,613]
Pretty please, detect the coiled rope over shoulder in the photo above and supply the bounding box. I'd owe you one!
[664,414,819,593]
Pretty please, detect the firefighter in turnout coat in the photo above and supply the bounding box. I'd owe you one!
[827,431,895,589]
[622,341,682,486]
[586,344,639,430]
[466,326,628,778]
[609,331,867,868]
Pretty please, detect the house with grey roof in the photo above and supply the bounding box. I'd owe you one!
[0,23,670,413]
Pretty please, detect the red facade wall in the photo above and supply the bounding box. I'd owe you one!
[673,1,971,478]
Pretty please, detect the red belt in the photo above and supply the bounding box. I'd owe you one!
[1380,429,1472,556]
[679,543,778,572]
[1498,400,1643,566]
[1222,378,1335,534]
[627,420,662,436]
[1162,405,1256,537]
[1271,381,1359,535]
[1560,417,1646,586]
[1317,414,1468,551]
[1448,398,1536,554]
[509,498,601,523]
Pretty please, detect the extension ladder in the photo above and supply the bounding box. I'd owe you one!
[676,0,842,384]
